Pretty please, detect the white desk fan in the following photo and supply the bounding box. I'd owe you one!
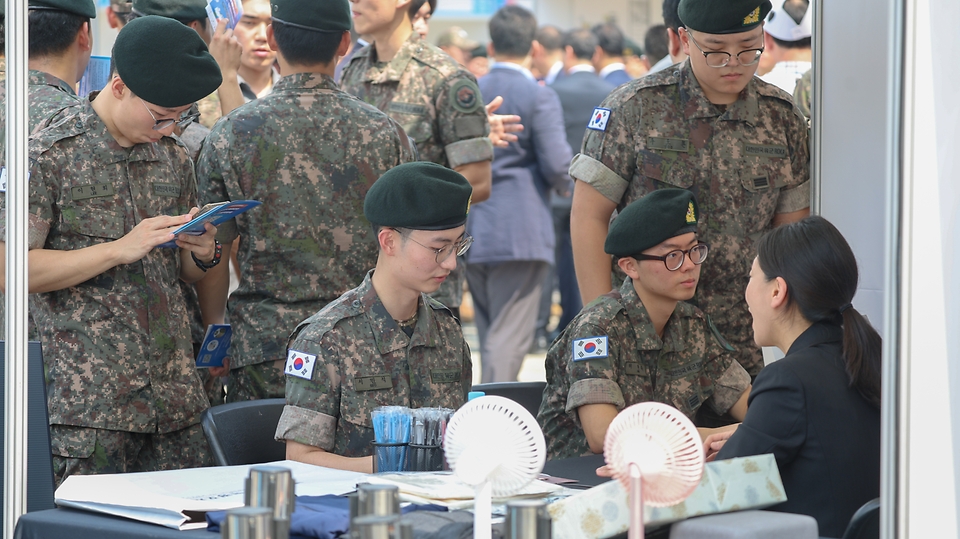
[604,402,704,539]
[444,395,546,539]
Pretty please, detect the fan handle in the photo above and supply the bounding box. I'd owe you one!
[474,480,492,539]
[629,463,644,539]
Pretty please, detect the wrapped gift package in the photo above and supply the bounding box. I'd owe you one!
[547,454,786,539]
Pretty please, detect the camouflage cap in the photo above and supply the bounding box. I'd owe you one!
[28,0,97,19]
[271,0,351,32]
[114,15,222,108]
[678,0,772,34]
[132,0,206,20]
[365,162,473,231]
[605,189,699,256]
[437,26,479,50]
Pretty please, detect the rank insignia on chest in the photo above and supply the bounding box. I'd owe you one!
[573,336,609,361]
[284,349,317,380]
[587,108,611,132]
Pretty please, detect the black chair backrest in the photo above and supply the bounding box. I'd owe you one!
[200,398,287,466]
[0,341,56,528]
[470,381,547,418]
[842,497,880,539]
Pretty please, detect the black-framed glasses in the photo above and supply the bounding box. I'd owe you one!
[685,30,764,68]
[634,243,709,271]
[139,98,201,131]
[391,228,474,264]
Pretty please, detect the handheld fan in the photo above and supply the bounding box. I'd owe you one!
[444,395,546,539]
[604,402,704,539]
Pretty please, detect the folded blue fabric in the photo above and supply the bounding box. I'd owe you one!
[207,495,446,539]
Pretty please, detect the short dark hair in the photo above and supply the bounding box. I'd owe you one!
[591,23,624,56]
[126,10,205,28]
[408,0,436,18]
[772,36,812,49]
[562,28,598,61]
[28,9,89,58]
[272,19,343,66]
[535,25,562,52]
[662,0,682,32]
[643,24,669,64]
[489,5,537,58]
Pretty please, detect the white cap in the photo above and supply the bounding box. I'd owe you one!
[764,0,812,42]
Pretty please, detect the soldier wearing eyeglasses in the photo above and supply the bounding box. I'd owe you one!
[276,162,473,473]
[537,190,751,460]
[0,16,224,484]
[569,0,810,380]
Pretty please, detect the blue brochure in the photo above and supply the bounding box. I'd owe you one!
[206,0,243,31]
[196,324,231,368]
[160,200,261,248]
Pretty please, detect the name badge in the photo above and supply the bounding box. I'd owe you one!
[355,374,393,392]
[647,137,690,153]
[664,361,703,379]
[71,182,116,201]
[430,369,460,384]
[153,183,181,198]
[624,362,642,376]
[388,102,427,115]
[744,143,788,158]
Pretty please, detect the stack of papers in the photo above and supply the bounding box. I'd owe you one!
[55,460,364,530]
[363,472,565,510]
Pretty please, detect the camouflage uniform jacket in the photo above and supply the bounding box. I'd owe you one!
[275,271,472,457]
[569,59,810,376]
[537,277,751,460]
[197,72,417,370]
[0,101,209,434]
[340,31,493,169]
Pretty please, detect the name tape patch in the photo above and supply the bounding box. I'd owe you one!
[284,349,316,380]
[573,336,609,361]
[430,369,460,384]
[355,374,393,392]
[587,108,611,132]
[744,144,788,158]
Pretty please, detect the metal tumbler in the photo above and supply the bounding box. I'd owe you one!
[505,500,552,539]
[221,507,274,539]
[245,466,295,539]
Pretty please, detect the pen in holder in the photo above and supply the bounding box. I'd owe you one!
[371,406,412,473]
[406,408,452,472]
[371,441,408,473]
[405,443,443,472]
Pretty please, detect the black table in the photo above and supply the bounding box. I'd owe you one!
[542,453,609,489]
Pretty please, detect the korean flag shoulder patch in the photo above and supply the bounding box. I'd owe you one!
[587,108,611,132]
[285,349,317,380]
[573,336,609,361]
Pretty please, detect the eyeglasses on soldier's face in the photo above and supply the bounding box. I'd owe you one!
[139,98,201,131]
[634,243,710,271]
[684,30,764,68]
[390,228,474,264]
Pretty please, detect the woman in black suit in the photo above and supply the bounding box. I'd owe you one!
[704,216,882,538]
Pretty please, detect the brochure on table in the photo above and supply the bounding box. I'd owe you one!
[54,460,364,530]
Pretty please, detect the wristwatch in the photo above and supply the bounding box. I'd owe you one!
[192,239,222,272]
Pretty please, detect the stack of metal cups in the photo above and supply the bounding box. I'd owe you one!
[221,507,274,539]
[349,484,411,539]
[504,500,552,539]
[225,465,296,539]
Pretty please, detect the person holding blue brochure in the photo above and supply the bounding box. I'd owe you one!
[0,16,224,485]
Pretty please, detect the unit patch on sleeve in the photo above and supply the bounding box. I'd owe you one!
[573,336,609,361]
[284,349,317,380]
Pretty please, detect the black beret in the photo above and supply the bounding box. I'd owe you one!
[132,0,207,21]
[605,189,699,257]
[364,162,473,231]
[29,0,97,19]
[678,0,772,34]
[271,0,351,33]
[114,15,223,108]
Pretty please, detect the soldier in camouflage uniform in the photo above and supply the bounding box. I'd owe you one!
[276,162,474,473]
[569,0,810,378]
[793,67,811,119]
[538,190,751,460]
[340,0,493,317]
[196,0,417,403]
[0,16,223,484]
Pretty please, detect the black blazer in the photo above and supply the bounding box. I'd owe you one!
[716,322,881,538]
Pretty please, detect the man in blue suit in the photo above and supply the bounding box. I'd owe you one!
[545,29,617,336]
[467,5,573,383]
[592,23,632,87]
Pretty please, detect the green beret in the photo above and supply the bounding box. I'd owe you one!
[114,15,222,108]
[364,162,473,231]
[28,0,97,19]
[678,0,771,34]
[605,189,699,257]
[271,0,351,33]
[132,0,206,21]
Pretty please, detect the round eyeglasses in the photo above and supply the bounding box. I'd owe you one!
[686,31,764,68]
[634,243,709,271]
[139,98,201,131]
[391,228,474,264]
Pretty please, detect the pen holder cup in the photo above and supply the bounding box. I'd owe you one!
[405,443,444,472]
[371,441,408,473]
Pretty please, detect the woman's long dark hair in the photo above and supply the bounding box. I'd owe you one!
[756,216,882,409]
